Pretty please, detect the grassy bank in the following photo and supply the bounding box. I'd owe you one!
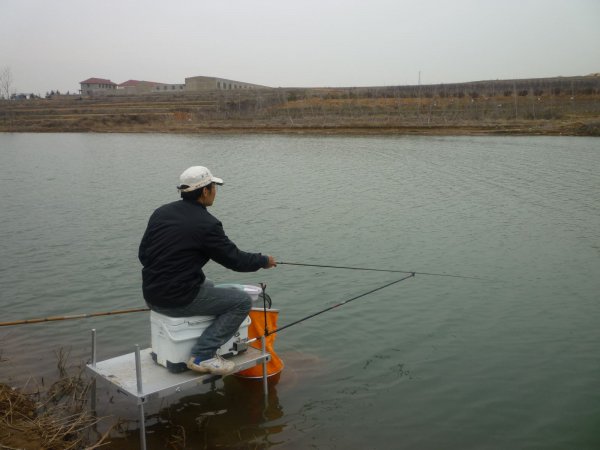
[1,77,599,136]
[0,349,111,449]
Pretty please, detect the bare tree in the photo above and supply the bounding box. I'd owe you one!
[1,66,13,99]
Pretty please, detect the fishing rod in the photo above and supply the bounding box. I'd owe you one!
[259,272,415,338]
[1,271,413,328]
[0,307,150,327]
[3,259,470,328]
[278,261,484,280]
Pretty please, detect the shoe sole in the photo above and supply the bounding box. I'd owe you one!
[187,364,211,373]
[187,364,235,376]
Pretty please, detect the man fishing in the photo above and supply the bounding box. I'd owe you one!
[139,166,277,375]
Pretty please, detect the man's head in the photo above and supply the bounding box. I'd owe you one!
[177,166,224,206]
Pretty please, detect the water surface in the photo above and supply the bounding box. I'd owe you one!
[1,133,599,449]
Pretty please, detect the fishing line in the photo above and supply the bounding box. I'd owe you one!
[266,272,415,336]
[278,261,483,280]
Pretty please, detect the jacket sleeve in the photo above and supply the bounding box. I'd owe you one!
[202,220,268,272]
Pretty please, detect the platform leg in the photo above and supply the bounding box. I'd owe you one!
[135,345,147,450]
[261,335,268,402]
[90,329,97,414]
[138,403,147,450]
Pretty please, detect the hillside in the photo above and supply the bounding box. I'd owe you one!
[1,76,599,136]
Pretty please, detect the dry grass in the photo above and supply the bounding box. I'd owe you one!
[0,349,112,450]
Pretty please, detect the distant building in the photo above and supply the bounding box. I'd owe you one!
[117,80,185,94]
[185,76,266,91]
[152,83,185,93]
[117,79,154,94]
[80,78,117,96]
[79,75,267,96]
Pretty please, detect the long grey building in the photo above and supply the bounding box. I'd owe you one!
[185,76,267,91]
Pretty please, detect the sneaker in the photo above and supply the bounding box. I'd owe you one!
[187,355,236,376]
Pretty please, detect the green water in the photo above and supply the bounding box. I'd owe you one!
[1,133,599,449]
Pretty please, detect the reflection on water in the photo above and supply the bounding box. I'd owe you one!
[108,376,284,450]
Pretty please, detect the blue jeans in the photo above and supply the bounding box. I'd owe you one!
[149,280,251,360]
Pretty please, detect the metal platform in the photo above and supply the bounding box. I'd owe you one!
[86,346,270,405]
[85,329,270,450]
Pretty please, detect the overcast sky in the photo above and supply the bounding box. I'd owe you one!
[1,0,599,94]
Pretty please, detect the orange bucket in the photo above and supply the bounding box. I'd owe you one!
[235,308,284,379]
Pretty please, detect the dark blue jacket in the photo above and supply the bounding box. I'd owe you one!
[139,199,268,307]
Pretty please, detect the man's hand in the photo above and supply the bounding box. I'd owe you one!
[264,255,277,269]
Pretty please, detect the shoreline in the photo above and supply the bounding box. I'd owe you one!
[1,123,597,136]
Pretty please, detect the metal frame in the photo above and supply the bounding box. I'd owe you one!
[87,329,271,450]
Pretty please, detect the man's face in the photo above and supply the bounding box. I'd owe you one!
[202,183,217,206]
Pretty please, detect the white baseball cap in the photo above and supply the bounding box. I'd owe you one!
[177,166,224,192]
